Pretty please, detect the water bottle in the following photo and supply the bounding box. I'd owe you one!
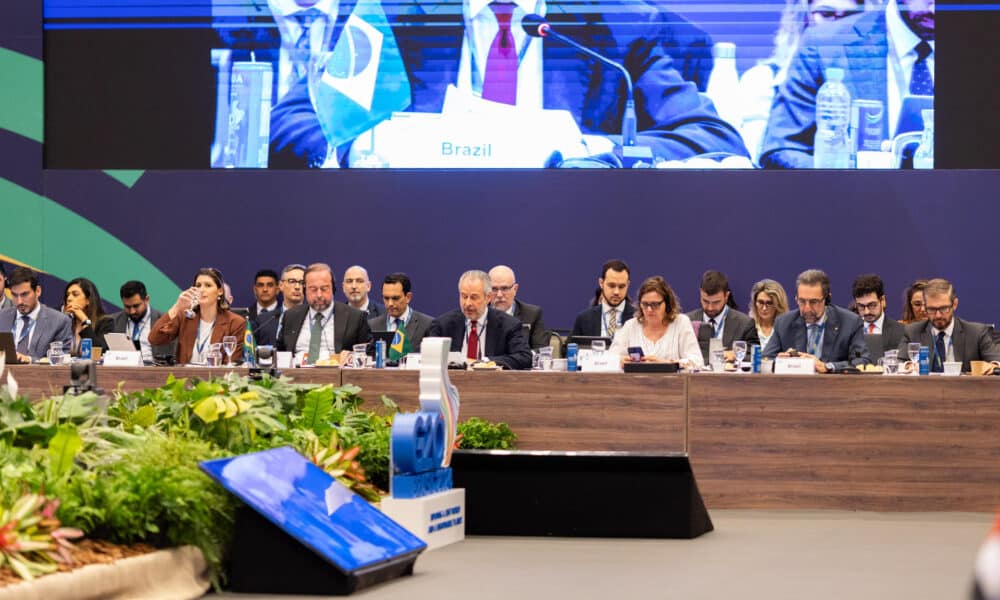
[374,339,386,369]
[813,67,852,168]
[750,344,762,373]
[566,343,579,372]
[705,42,741,129]
[913,109,934,169]
[80,338,92,360]
[918,346,930,376]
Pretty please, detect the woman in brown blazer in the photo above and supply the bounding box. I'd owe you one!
[149,268,246,364]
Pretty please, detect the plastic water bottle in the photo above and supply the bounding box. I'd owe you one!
[913,109,934,169]
[918,346,930,376]
[813,67,852,168]
[566,343,579,372]
[705,42,741,129]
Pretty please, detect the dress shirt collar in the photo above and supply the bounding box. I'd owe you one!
[307,304,335,324]
[872,313,885,333]
[467,0,541,21]
[21,302,41,321]
[601,300,624,320]
[886,0,934,60]
[257,301,279,314]
[357,298,370,313]
[504,303,516,317]
[390,307,412,328]
[703,306,728,325]
[466,312,487,331]
[932,318,955,339]
[270,0,337,18]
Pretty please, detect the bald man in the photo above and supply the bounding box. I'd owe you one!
[342,265,385,320]
[489,265,548,349]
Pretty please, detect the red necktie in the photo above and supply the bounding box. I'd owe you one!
[467,322,479,360]
[868,322,875,334]
[482,2,517,105]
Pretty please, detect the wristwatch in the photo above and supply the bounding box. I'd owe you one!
[825,362,835,373]
[83,319,92,327]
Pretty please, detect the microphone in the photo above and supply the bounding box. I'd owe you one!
[521,14,639,149]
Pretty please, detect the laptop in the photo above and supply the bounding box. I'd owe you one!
[105,332,140,352]
[367,330,398,356]
[864,333,884,361]
[565,335,612,350]
[0,332,18,363]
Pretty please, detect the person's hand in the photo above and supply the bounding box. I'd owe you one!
[641,355,666,363]
[64,303,88,324]
[339,350,353,366]
[723,350,735,363]
[170,287,199,317]
[16,352,31,364]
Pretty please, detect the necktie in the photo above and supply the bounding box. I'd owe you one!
[807,324,820,357]
[16,315,31,354]
[290,8,322,89]
[307,312,323,365]
[482,2,518,105]
[467,322,480,360]
[933,331,947,372]
[132,320,142,341]
[708,318,718,339]
[910,40,934,96]
[395,317,404,330]
[607,308,617,338]
[867,322,875,334]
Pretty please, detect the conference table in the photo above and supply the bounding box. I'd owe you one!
[8,366,1000,512]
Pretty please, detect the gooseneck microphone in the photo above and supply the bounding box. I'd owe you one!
[522,14,638,148]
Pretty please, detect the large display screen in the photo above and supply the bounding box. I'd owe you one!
[44,0,942,169]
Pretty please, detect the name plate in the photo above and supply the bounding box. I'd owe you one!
[774,356,816,375]
[103,350,143,366]
[578,349,621,373]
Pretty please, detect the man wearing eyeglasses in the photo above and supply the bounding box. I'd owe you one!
[897,278,1000,373]
[274,263,306,343]
[851,273,905,355]
[489,265,548,349]
[762,269,870,372]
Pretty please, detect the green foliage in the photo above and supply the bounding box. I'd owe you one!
[0,492,83,580]
[457,417,518,449]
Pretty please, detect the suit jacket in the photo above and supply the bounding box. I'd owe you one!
[427,307,532,370]
[762,304,871,370]
[570,302,636,338]
[880,317,905,353]
[898,317,1000,372]
[277,302,372,355]
[269,1,747,168]
[361,301,385,321]
[0,304,74,361]
[248,304,284,348]
[368,309,433,352]
[97,309,177,359]
[0,295,12,312]
[513,299,549,349]
[760,11,891,169]
[148,309,247,365]
[686,307,761,364]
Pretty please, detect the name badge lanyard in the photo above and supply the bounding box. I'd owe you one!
[15,318,35,346]
[708,307,728,340]
[807,323,826,356]
[195,320,216,357]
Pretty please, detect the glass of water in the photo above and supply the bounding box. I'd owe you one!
[47,342,65,366]
[206,343,223,367]
[538,346,553,371]
[222,335,238,364]
[732,341,748,369]
[906,342,922,374]
[352,344,368,368]
[710,348,725,372]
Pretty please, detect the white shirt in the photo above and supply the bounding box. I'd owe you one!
[885,0,934,136]
[600,300,626,337]
[807,310,829,359]
[13,303,42,350]
[387,307,412,331]
[256,301,279,314]
[931,318,956,363]
[463,313,488,360]
[458,0,546,108]
[757,326,773,350]
[864,313,885,335]
[295,305,336,359]
[609,314,704,368]
[702,307,728,340]
[190,318,216,365]
[127,310,154,362]
[268,0,338,100]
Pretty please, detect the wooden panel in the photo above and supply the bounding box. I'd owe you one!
[342,370,688,452]
[687,373,1000,511]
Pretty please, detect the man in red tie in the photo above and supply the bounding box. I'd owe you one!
[851,274,905,355]
[427,270,532,370]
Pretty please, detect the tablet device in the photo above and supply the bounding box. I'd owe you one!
[367,330,398,356]
[566,335,612,349]
[104,332,140,352]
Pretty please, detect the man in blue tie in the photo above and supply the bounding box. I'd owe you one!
[96,280,175,363]
[0,268,72,363]
[367,273,433,354]
[897,278,1000,373]
[762,269,870,372]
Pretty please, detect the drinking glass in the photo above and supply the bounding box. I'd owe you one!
[222,335,238,364]
[206,344,223,367]
[352,343,369,368]
[47,342,65,366]
[538,346,553,371]
[184,289,200,319]
[710,349,725,372]
[732,341,748,369]
[883,355,900,375]
[906,342,922,374]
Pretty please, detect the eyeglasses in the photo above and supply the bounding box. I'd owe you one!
[810,8,861,21]
[796,297,825,307]
[281,279,305,287]
[755,299,775,309]
[493,285,516,293]
[925,304,953,315]
[640,300,665,310]
[855,301,881,311]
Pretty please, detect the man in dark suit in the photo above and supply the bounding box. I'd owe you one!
[488,265,548,349]
[897,278,1000,373]
[0,267,72,363]
[0,264,12,313]
[851,273,904,355]
[368,273,433,354]
[343,265,384,320]
[248,269,283,347]
[686,270,759,364]
[97,280,176,362]
[428,270,532,370]
[762,269,870,372]
[268,0,747,168]
[760,0,934,168]
[571,259,634,338]
[277,263,371,364]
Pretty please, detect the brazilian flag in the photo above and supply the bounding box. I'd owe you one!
[242,318,257,366]
[389,325,411,361]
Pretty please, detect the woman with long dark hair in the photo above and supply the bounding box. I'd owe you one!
[62,277,108,356]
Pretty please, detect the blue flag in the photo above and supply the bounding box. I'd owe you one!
[313,0,411,150]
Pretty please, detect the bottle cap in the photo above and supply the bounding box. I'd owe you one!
[825,67,845,81]
[712,42,736,59]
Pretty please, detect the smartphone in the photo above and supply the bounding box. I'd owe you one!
[627,346,644,362]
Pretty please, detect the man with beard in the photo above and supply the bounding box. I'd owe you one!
[277,263,371,364]
[851,273,904,356]
[761,0,935,168]
[97,280,176,363]
[686,270,758,364]
[762,269,870,372]
[898,278,1000,373]
[571,259,634,339]
[0,268,72,363]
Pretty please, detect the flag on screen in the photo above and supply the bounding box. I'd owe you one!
[974,510,1000,600]
[243,319,257,367]
[388,325,411,361]
[313,0,411,150]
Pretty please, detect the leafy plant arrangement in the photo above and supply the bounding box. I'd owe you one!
[456,416,518,449]
[0,493,83,581]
